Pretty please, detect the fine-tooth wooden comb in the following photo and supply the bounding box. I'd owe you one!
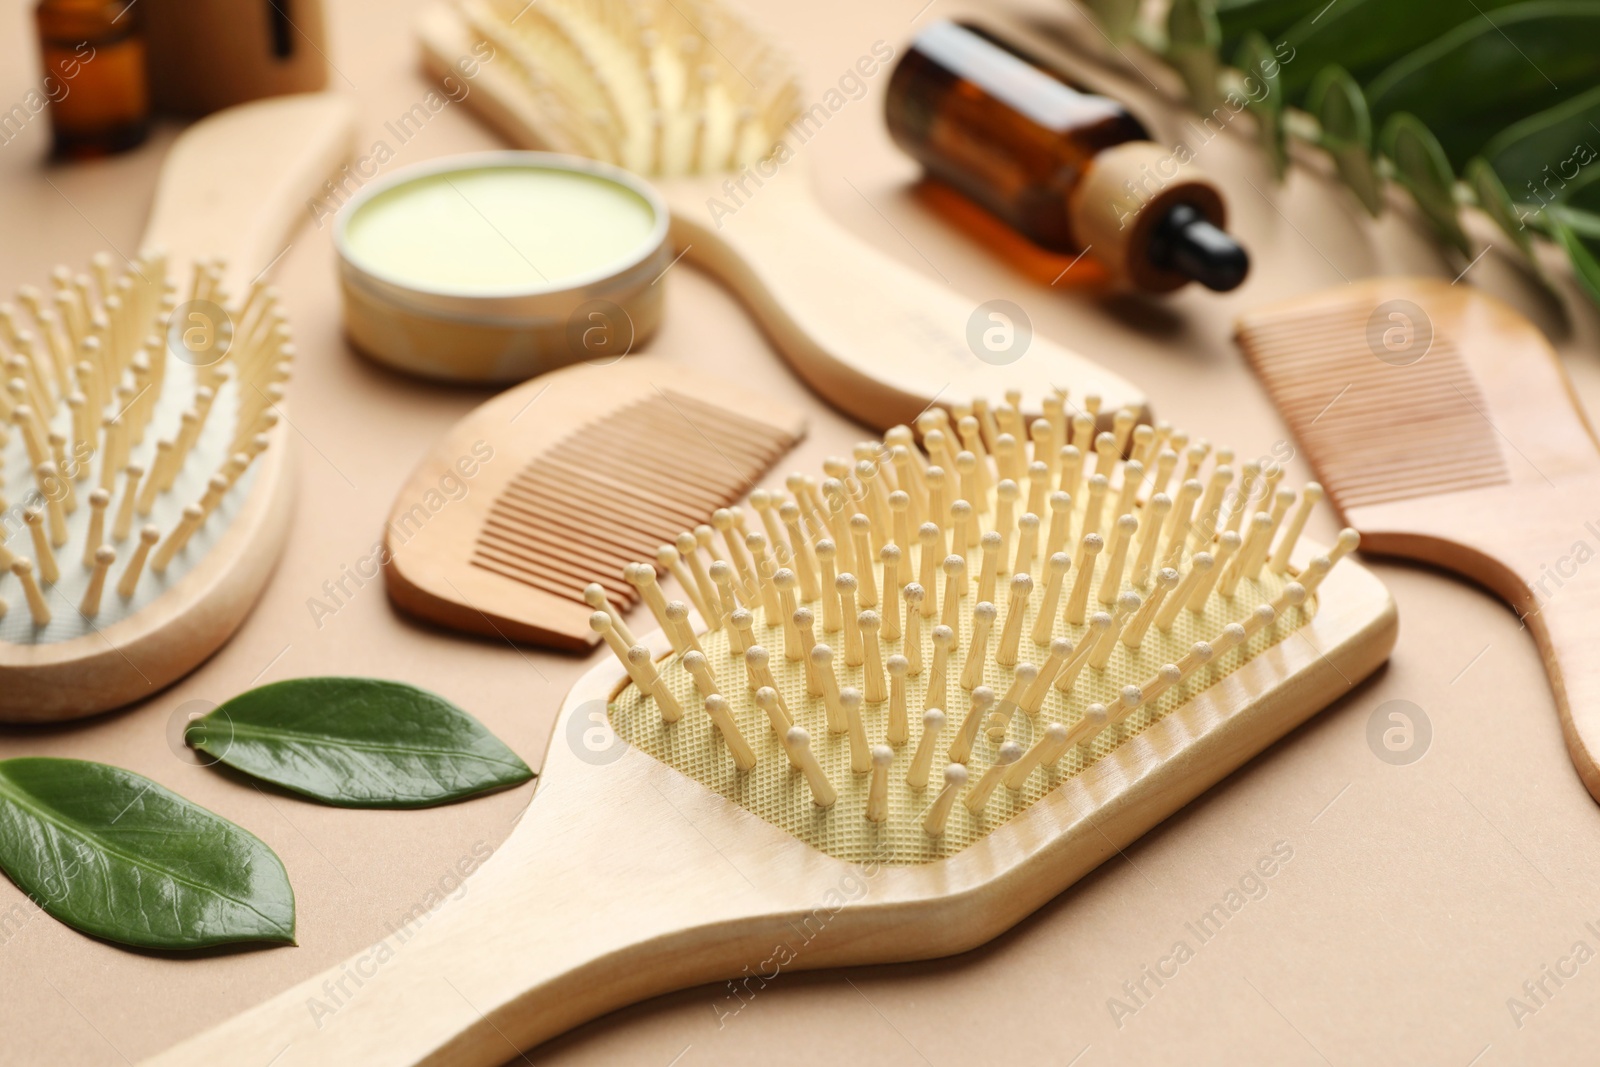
[412,0,1148,431]
[382,359,806,650]
[150,394,1394,1066]
[0,93,353,722]
[1238,276,1600,803]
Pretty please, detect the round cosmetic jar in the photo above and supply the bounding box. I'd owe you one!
[336,152,671,382]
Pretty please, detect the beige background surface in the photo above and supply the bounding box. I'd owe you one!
[3,0,1600,1064]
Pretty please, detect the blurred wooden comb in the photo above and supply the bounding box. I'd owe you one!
[382,359,805,650]
[1237,277,1600,801]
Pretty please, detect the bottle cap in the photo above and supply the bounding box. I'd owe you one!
[1067,141,1242,293]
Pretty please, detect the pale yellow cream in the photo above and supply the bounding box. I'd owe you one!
[344,165,658,293]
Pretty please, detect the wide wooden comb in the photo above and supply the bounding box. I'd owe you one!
[383,359,805,650]
[150,396,1394,1066]
[1238,276,1600,801]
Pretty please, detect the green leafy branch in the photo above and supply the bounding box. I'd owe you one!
[1076,0,1600,304]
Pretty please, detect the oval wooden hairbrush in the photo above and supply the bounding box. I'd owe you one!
[412,0,1147,430]
[147,396,1393,1065]
[0,94,353,721]
[1237,276,1600,803]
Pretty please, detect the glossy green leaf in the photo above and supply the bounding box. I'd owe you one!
[1383,113,1471,254]
[1307,65,1384,216]
[1167,0,1225,113]
[1274,0,1525,99]
[1235,32,1288,178]
[0,758,295,950]
[188,677,534,808]
[1366,2,1600,169]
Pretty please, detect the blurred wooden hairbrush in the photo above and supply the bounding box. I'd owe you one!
[0,93,353,721]
[412,0,1146,430]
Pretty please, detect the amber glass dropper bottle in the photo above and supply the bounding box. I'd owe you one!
[886,20,1248,294]
[35,0,150,159]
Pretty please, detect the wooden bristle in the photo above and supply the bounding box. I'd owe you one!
[0,252,285,633]
[601,388,1345,853]
[462,0,803,178]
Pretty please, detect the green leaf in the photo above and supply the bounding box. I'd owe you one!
[1234,32,1288,179]
[1566,176,1600,219]
[1212,0,1322,52]
[1274,0,1525,100]
[1365,1,1600,169]
[1167,0,1225,113]
[1550,201,1600,238]
[1466,157,1541,259]
[1383,112,1471,254]
[0,758,295,950]
[1481,82,1600,222]
[1551,214,1600,305]
[188,677,534,808]
[1307,65,1384,216]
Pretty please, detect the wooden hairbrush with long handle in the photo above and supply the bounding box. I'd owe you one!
[147,395,1393,1065]
[1237,277,1600,801]
[412,0,1147,430]
[0,93,353,720]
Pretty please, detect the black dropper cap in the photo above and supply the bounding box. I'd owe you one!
[1146,202,1250,292]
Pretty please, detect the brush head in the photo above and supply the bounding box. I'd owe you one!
[0,249,293,721]
[459,0,801,178]
[600,393,1351,864]
[0,252,285,643]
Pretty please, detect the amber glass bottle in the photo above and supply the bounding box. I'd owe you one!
[35,0,150,159]
[886,21,1247,293]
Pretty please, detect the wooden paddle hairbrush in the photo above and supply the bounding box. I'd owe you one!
[383,358,806,650]
[148,395,1394,1066]
[0,94,353,721]
[412,0,1147,430]
[1237,276,1600,803]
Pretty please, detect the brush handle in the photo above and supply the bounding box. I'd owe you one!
[142,763,773,1067]
[144,92,355,297]
[660,168,1145,431]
